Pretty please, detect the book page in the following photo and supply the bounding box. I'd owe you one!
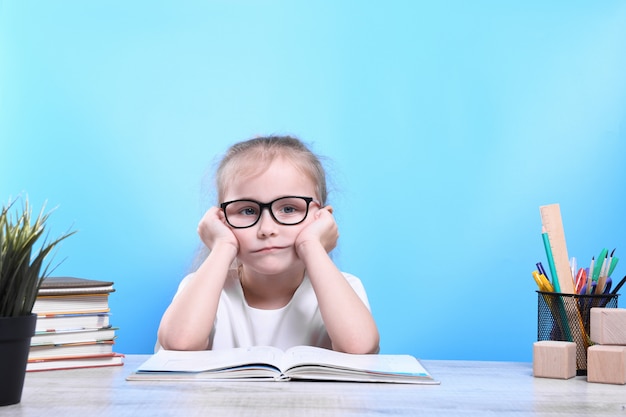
[137,346,284,373]
[281,346,431,377]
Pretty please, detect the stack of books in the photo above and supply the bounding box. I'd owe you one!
[27,276,124,371]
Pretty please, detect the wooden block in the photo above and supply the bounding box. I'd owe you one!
[590,308,626,345]
[587,345,626,385]
[533,341,576,379]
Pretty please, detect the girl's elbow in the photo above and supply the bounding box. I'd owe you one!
[334,334,380,355]
[158,337,208,351]
[157,328,208,351]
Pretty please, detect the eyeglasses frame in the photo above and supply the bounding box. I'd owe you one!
[219,196,319,229]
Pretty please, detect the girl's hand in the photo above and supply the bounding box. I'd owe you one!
[296,206,338,255]
[197,206,239,252]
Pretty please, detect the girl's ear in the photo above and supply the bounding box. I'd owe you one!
[324,205,334,214]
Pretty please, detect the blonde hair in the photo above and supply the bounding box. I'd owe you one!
[216,135,328,205]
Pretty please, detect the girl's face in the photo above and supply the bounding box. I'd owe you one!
[222,158,320,277]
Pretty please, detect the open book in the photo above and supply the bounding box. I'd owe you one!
[127,346,439,384]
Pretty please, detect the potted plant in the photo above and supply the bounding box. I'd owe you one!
[0,197,75,406]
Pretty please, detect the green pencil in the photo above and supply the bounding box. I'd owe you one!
[542,230,561,293]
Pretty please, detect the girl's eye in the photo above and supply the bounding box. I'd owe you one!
[240,207,258,216]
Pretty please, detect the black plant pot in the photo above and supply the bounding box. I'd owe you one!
[0,314,37,406]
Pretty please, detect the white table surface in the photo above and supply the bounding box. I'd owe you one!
[3,355,625,416]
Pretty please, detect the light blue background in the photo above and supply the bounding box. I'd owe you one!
[2,1,625,361]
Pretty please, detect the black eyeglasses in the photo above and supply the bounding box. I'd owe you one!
[220,196,319,229]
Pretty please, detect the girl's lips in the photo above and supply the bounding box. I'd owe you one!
[254,246,286,253]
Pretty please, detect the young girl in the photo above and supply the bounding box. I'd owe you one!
[157,135,379,354]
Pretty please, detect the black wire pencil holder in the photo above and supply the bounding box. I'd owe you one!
[537,291,618,375]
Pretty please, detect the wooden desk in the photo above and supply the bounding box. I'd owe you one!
[3,356,626,416]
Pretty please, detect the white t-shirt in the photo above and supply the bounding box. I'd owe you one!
[171,269,372,351]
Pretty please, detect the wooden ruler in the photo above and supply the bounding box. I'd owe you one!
[540,204,589,370]
[539,204,575,294]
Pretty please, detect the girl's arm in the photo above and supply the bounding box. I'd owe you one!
[296,208,380,354]
[157,207,238,351]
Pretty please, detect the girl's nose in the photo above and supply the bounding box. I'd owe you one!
[256,208,278,237]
